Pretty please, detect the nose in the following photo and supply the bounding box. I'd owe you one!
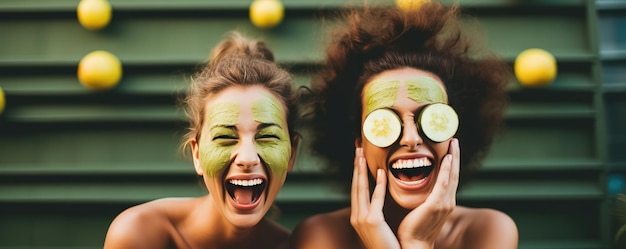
[399,120,423,149]
[233,140,260,169]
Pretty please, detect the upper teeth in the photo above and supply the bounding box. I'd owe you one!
[392,158,431,169]
[229,178,264,186]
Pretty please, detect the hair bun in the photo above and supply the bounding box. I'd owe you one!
[209,31,275,67]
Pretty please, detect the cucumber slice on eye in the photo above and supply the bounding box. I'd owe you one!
[419,103,458,142]
[363,108,402,148]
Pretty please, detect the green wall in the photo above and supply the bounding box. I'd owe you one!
[0,0,620,248]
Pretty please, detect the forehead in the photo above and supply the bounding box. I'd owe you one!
[362,68,448,114]
[205,85,287,120]
[209,85,277,104]
[365,67,446,93]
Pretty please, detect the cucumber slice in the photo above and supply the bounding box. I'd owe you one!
[363,108,402,148]
[419,103,458,142]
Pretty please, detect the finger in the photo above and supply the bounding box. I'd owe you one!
[436,138,460,206]
[351,148,361,220]
[369,169,387,213]
[357,153,370,211]
[427,153,452,204]
[448,138,460,192]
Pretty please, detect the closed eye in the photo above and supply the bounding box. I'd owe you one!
[257,134,280,140]
[213,135,237,141]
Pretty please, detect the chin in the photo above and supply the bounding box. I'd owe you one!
[227,213,266,228]
[388,187,428,210]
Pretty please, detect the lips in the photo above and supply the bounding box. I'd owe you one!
[224,176,268,210]
[389,157,433,187]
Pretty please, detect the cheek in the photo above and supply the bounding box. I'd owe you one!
[256,141,291,177]
[363,145,388,171]
[432,142,450,161]
[199,140,234,177]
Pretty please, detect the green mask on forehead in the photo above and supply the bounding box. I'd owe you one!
[252,94,291,177]
[197,94,292,178]
[405,77,447,104]
[363,76,447,115]
[363,79,399,115]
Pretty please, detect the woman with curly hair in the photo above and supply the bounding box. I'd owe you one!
[291,1,518,249]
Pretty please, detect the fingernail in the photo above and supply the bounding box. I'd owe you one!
[377,169,383,177]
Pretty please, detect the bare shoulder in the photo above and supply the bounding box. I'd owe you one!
[103,198,194,249]
[456,206,519,249]
[290,208,357,249]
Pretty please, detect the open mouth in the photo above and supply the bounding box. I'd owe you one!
[389,158,434,185]
[225,178,268,205]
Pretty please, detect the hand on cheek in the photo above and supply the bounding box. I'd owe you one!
[397,138,460,248]
[350,147,401,249]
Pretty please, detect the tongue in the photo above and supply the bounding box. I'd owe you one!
[397,173,426,182]
[233,188,254,204]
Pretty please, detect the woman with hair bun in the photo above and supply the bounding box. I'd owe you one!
[104,31,300,249]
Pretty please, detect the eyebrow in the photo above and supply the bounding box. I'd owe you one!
[210,125,237,131]
[257,123,282,130]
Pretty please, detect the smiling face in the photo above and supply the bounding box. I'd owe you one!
[191,85,295,228]
[360,67,450,209]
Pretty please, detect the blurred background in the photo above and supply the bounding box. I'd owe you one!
[1,0,625,248]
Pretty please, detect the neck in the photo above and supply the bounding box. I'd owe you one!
[383,193,411,235]
[193,196,263,248]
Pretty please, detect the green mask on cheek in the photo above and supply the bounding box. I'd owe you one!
[197,95,292,178]
[252,94,291,177]
[198,102,240,177]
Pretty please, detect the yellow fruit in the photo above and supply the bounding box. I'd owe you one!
[514,48,557,87]
[419,103,458,143]
[363,108,402,148]
[77,0,112,30]
[250,0,284,29]
[396,0,430,11]
[78,50,122,91]
[0,86,5,115]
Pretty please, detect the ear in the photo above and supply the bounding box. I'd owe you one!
[287,135,301,173]
[190,139,204,176]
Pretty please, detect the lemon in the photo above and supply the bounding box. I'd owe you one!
[250,0,284,29]
[78,50,122,91]
[419,103,458,143]
[77,0,112,30]
[514,48,557,87]
[396,0,430,11]
[363,108,402,148]
[0,86,5,115]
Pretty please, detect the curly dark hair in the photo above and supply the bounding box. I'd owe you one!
[310,2,510,191]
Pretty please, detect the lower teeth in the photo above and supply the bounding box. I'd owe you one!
[398,177,426,185]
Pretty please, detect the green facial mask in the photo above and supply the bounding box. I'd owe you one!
[405,77,447,104]
[197,94,292,178]
[198,102,240,177]
[363,76,447,115]
[252,94,291,177]
[363,79,399,115]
